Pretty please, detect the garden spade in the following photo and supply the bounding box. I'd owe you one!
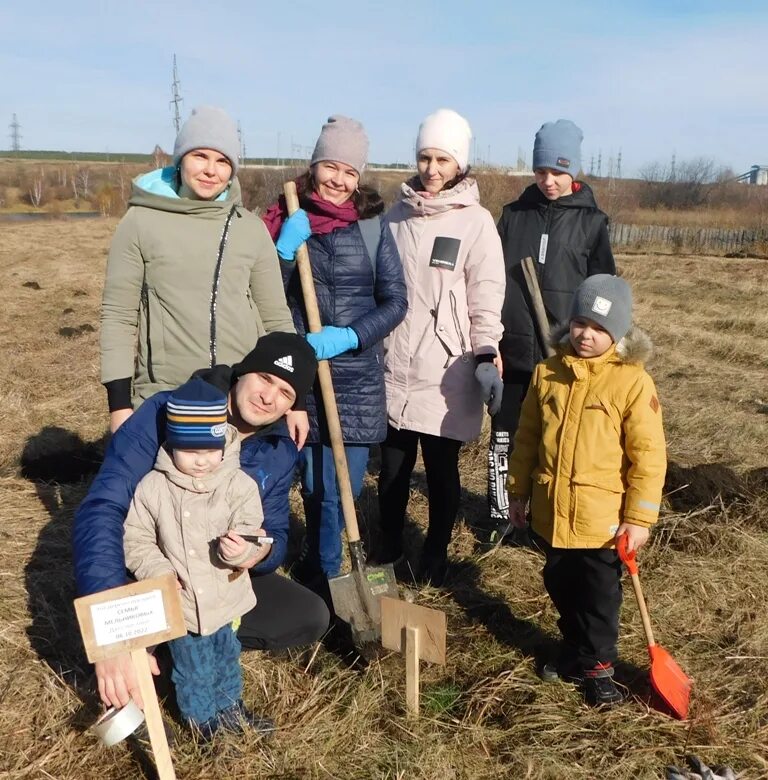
[617,534,692,719]
[283,182,399,645]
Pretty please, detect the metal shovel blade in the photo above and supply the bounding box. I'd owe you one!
[328,563,399,645]
[649,644,692,720]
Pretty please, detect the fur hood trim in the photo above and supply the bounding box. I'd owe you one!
[549,322,654,365]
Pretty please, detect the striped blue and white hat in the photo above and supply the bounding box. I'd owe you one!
[166,378,228,450]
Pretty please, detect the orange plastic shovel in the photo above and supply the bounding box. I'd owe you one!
[616,534,692,719]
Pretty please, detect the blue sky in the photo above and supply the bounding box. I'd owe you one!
[2,1,767,176]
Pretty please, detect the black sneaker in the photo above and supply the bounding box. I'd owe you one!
[217,700,276,738]
[538,660,582,684]
[582,665,625,707]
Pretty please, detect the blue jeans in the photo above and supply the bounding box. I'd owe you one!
[168,623,242,725]
[299,443,370,577]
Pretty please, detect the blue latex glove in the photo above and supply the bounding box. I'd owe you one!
[276,209,311,261]
[306,326,359,360]
[475,362,503,416]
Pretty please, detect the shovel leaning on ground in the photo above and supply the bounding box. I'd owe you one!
[617,534,692,719]
[283,182,399,645]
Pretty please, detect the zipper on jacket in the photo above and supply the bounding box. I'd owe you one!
[141,283,156,383]
[209,206,237,367]
[449,291,468,357]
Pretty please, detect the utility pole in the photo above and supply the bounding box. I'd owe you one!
[670,152,676,182]
[616,148,622,179]
[9,113,21,152]
[597,150,602,178]
[237,121,244,167]
[170,54,183,134]
[589,155,595,176]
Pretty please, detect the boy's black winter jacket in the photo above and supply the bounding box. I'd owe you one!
[497,181,616,374]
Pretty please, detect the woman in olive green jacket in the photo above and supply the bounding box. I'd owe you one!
[101,106,294,432]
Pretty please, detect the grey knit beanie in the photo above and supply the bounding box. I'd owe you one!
[310,115,369,174]
[569,274,633,343]
[533,119,583,177]
[173,105,240,174]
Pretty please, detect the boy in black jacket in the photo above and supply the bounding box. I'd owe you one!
[489,119,616,541]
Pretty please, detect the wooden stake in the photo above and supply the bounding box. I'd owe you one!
[132,649,176,780]
[405,626,420,717]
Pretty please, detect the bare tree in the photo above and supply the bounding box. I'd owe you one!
[153,145,170,169]
[639,156,724,209]
[29,169,45,207]
[75,166,91,197]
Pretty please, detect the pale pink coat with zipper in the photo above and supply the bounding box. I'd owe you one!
[382,178,505,442]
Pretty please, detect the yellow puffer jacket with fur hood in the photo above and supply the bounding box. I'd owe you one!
[507,326,667,549]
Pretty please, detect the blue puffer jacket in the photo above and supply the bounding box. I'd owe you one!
[283,219,407,444]
[72,374,298,596]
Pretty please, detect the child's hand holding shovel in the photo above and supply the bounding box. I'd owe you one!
[615,522,650,553]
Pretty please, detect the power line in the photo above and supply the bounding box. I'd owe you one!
[170,54,183,134]
[9,113,21,151]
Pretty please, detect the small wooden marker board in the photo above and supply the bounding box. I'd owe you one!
[380,596,447,717]
[74,573,186,780]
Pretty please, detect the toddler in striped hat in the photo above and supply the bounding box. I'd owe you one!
[124,377,274,740]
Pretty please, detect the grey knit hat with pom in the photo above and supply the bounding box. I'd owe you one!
[310,115,369,174]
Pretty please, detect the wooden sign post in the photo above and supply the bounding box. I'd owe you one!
[74,573,187,779]
[380,597,447,717]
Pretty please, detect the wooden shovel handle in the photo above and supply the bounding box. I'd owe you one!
[521,256,555,358]
[283,182,361,545]
[617,534,656,648]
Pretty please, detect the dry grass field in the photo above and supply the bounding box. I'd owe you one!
[0,218,766,779]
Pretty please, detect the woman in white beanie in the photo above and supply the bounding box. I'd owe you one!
[376,109,506,585]
[101,105,294,433]
[262,115,407,591]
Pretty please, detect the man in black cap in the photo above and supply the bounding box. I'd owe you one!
[73,332,325,715]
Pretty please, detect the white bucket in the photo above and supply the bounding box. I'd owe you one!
[91,700,145,747]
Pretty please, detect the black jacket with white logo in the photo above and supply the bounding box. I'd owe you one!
[497,181,615,373]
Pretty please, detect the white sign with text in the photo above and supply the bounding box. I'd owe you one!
[91,589,168,646]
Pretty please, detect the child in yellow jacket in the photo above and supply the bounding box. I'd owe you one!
[507,274,666,706]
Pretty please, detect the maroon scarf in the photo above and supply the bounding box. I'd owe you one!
[262,188,359,240]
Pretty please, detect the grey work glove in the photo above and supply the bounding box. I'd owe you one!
[475,362,503,416]
[666,755,740,780]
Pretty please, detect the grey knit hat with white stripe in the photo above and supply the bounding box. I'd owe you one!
[569,274,633,343]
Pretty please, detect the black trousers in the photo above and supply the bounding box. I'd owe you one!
[536,535,623,669]
[378,426,463,566]
[487,371,532,522]
[236,572,330,651]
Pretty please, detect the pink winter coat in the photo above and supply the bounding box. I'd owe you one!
[382,178,505,442]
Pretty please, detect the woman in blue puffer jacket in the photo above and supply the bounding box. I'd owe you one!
[262,115,407,588]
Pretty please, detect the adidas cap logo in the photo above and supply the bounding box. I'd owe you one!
[274,354,294,373]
